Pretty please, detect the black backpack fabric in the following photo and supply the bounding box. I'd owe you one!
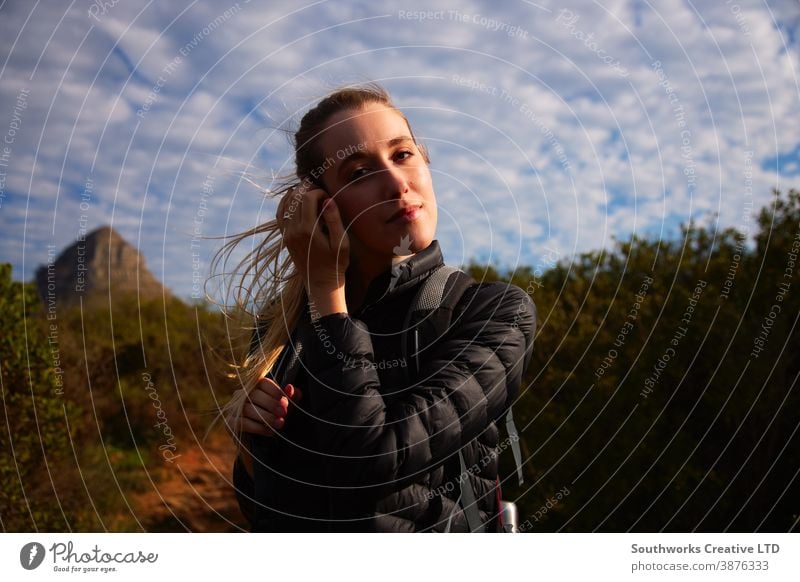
[400,265,525,532]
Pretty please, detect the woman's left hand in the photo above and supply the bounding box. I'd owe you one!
[277,179,349,315]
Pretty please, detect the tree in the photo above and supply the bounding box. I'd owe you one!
[0,264,83,530]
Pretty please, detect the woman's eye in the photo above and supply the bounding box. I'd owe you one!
[350,168,369,180]
[349,151,414,181]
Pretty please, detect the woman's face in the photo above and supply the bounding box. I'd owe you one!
[316,103,437,266]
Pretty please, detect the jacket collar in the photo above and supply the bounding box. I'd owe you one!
[350,239,444,314]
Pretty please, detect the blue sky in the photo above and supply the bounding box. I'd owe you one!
[1,0,798,301]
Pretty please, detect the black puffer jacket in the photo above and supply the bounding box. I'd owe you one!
[233,240,536,532]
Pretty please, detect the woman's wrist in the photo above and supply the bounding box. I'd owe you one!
[308,287,348,319]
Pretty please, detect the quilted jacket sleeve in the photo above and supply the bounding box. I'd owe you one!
[303,281,536,491]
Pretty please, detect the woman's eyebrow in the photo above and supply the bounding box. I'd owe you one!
[337,136,414,171]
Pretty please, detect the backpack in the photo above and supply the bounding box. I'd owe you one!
[400,265,525,533]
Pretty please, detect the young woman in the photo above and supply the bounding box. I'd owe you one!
[217,82,536,532]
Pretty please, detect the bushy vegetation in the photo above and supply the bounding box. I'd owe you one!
[476,189,799,532]
[2,188,797,532]
[0,272,232,531]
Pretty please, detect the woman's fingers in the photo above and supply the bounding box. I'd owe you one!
[286,383,303,402]
[278,180,329,251]
[250,377,289,415]
[242,400,281,424]
[321,198,348,254]
[298,180,330,237]
[240,414,284,437]
[237,379,303,436]
[276,183,304,234]
[274,178,350,299]
[241,401,285,436]
[275,191,289,227]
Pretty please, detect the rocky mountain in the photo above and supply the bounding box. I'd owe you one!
[36,225,168,306]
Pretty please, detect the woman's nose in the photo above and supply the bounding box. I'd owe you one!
[381,165,410,198]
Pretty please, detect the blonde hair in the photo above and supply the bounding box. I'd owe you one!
[211,81,430,443]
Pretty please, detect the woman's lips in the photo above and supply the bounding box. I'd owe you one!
[388,206,421,223]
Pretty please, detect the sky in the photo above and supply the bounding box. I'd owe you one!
[1,0,798,301]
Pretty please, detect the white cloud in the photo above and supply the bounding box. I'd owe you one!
[0,0,798,299]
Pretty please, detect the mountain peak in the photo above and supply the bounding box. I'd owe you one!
[36,225,168,306]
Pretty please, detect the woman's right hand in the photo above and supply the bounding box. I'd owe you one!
[238,378,303,437]
[276,179,350,316]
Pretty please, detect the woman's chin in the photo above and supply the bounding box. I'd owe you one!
[350,225,435,263]
[390,232,432,256]
[408,225,435,251]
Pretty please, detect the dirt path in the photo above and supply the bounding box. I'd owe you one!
[132,430,249,532]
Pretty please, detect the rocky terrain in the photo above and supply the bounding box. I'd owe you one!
[36,225,168,306]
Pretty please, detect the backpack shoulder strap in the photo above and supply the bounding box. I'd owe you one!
[401,266,486,532]
[401,265,475,375]
[403,267,527,532]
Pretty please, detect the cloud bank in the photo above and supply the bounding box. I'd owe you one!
[0,0,797,299]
